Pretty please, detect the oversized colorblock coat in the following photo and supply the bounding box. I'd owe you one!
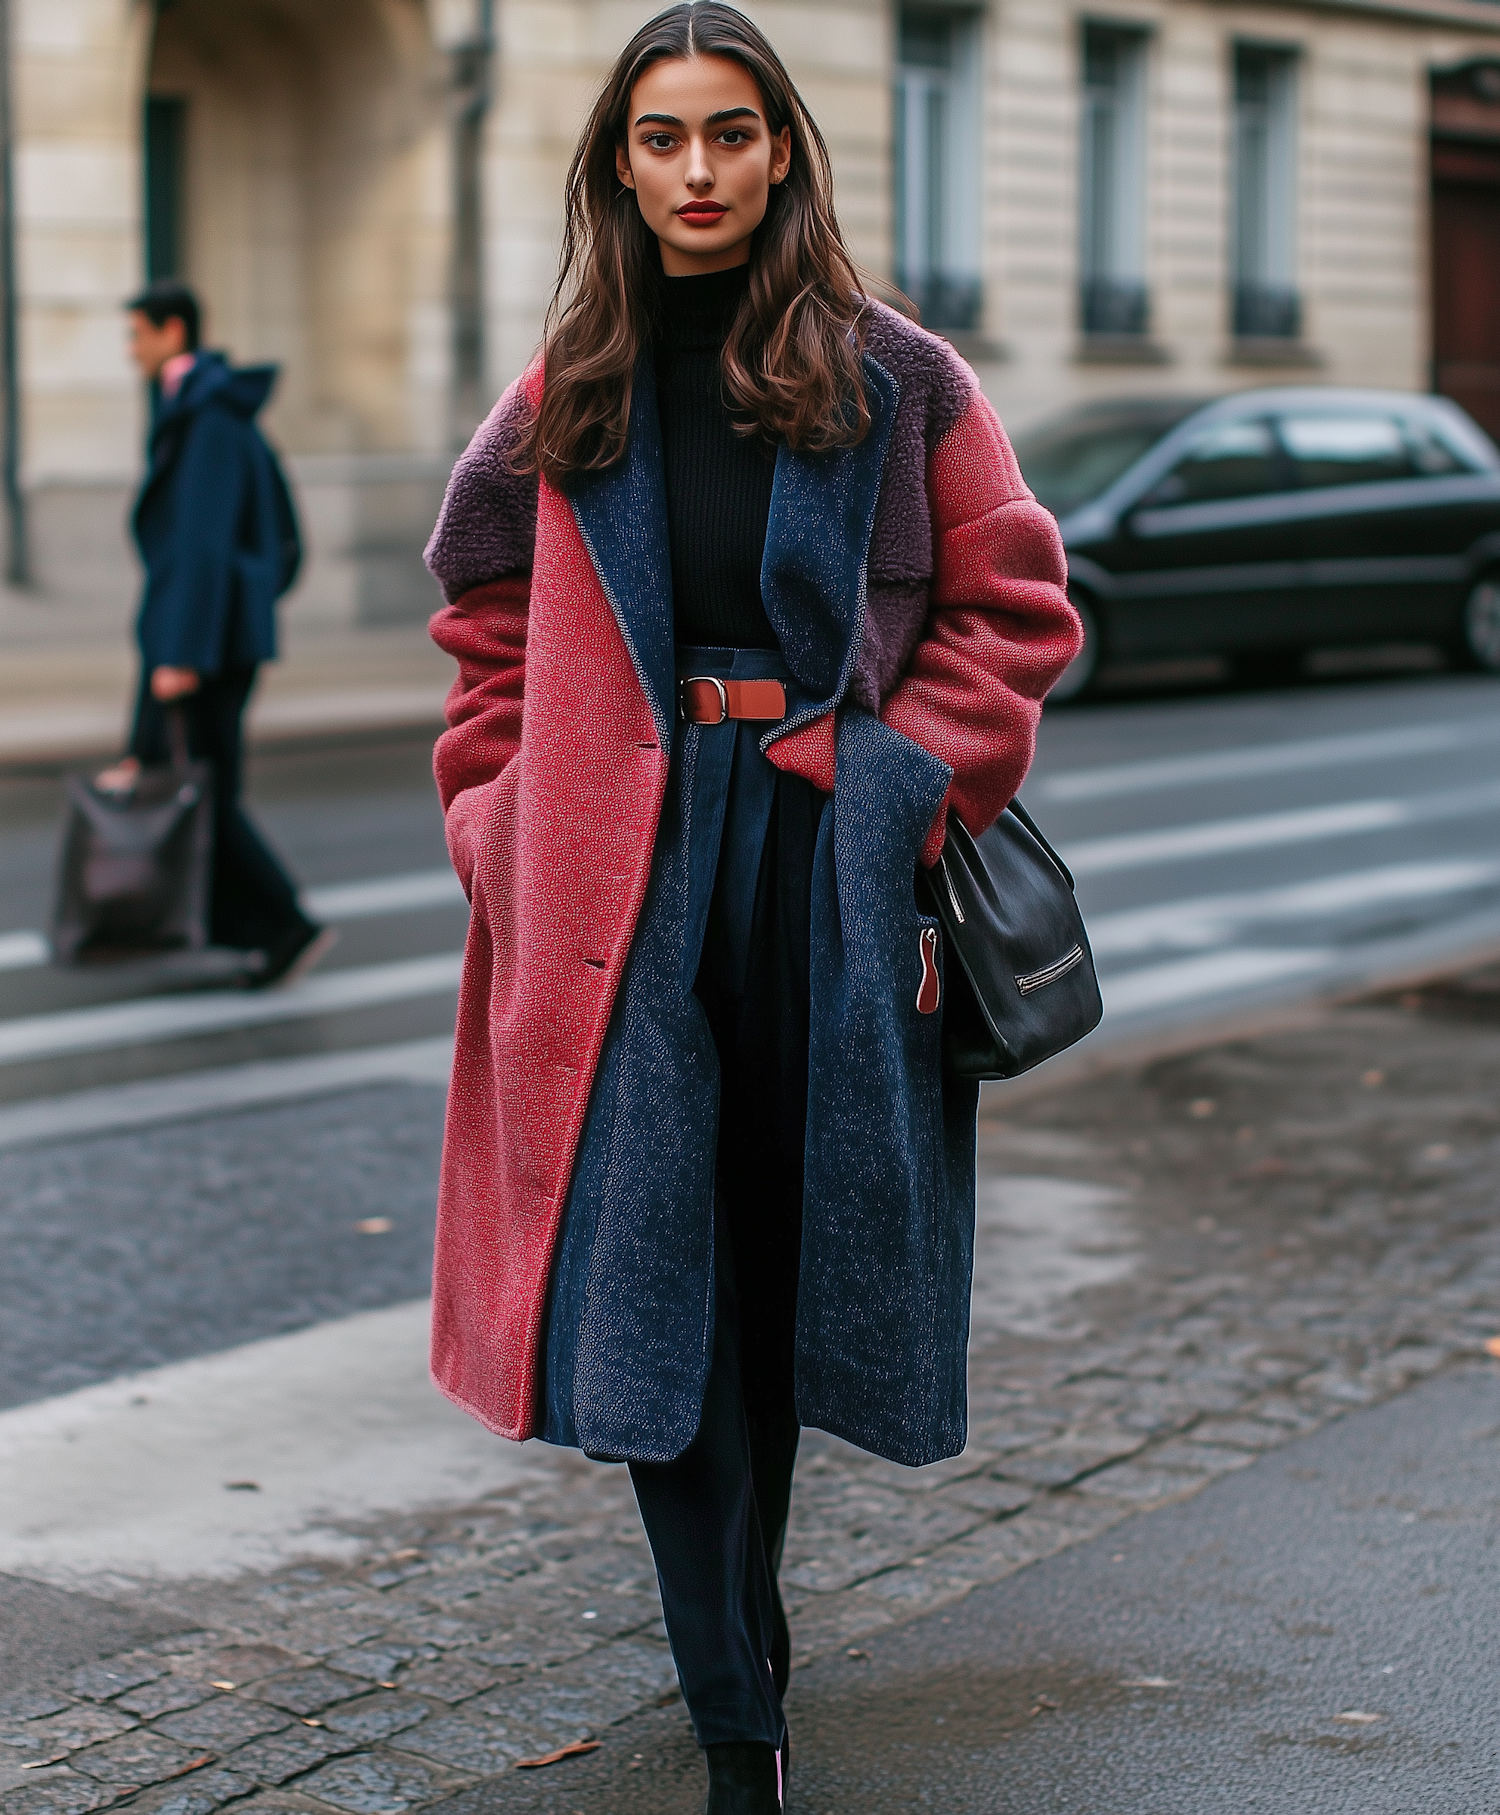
[425,301,1081,1468]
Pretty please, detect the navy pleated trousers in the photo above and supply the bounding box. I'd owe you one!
[625,645,820,1750]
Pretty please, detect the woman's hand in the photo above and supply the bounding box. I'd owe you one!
[95,756,141,793]
[150,665,200,702]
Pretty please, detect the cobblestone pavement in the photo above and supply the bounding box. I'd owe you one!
[5,968,1500,1815]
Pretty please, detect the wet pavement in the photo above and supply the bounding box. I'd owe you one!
[6,965,1500,1812]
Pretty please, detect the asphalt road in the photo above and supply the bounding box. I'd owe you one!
[2,665,1500,1407]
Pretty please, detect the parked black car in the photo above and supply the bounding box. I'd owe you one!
[1011,386,1500,699]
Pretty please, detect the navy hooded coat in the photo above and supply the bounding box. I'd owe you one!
[132,353,301,674]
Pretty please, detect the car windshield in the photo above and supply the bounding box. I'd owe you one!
[1012,404,1201,515]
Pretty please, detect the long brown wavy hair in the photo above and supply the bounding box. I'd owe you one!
[520,2,871,486]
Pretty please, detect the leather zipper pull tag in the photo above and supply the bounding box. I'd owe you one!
[916,925,941,1015]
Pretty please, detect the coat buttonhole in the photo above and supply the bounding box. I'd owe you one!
[582,956,607,970]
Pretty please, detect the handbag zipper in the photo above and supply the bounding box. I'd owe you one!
[939,854,965,924]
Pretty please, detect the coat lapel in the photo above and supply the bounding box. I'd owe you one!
[567,358,676,747]
[761,351,900,737]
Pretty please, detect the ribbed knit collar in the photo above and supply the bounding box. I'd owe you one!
[657,262,751,349]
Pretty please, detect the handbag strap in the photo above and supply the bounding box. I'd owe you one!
[165,704,191,775]
[1008,796,1076,892]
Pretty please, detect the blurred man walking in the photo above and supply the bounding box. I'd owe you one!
[100,279,331,987]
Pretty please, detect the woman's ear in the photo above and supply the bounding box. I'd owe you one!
[616,142,636,190]
[769,125,792,186]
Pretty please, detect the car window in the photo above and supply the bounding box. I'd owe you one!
[1403,416,1476,476]
[1012,420,1173,516]
[1142,419,1286,505]
[1278,413,1415,488]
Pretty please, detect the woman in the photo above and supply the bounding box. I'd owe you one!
[424,6,1079,1809]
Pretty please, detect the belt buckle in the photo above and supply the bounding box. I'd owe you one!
[679,675,729,725]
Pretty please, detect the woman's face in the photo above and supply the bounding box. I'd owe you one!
[616,54,792,276]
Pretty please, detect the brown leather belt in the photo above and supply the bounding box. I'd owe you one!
[678,676,786,724]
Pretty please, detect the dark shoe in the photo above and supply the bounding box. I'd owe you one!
[249,920,337,990]
[705,1740,783,1813]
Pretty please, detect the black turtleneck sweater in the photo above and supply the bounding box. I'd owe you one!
[655,265,778,648]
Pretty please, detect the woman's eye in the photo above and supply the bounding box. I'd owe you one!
[719,130,749,145]
[644,133,676,151]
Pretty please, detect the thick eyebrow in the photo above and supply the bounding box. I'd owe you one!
[633,106,762,128]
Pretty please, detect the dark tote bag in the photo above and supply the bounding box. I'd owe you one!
[919,798,1103,1079]
[51,708,214,963]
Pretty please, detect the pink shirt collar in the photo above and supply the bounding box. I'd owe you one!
[159,352,197,399]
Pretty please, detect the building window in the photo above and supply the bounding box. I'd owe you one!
[1079,23,1149,337]
[144,96,187,281]
[1232,46,1299,339]
[895,5,981,332]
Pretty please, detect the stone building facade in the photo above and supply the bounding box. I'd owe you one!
[9,0,1500,621]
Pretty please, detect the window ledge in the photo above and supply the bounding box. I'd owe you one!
[1225,338,1325,369]
[937,329,1010,365]
[1075,336,1173,367]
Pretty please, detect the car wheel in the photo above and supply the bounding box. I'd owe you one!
[1452,574,1500,673]
[1048,596,1102,703]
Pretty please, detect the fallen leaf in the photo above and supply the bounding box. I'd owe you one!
[1029,1695,1060,1715]
[20,1759,67,1771]
[1120,1677,1176,1689]
[169,1756,215,1778]
[514,1739,602,1770]
[302,1719,324,1728]
[378,1682,398,1691]
[1333,1710,1382,1725]
[846,1648,866,1660]
[210,1681,236,1691]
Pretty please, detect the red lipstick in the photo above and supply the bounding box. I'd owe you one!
[676,200,728,227]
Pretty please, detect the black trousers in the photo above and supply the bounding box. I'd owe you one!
[130,665,309,954]
[627,752,820,1750]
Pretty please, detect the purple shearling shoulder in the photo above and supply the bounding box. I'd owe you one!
[854,301,977,710]
[425,378,539,605]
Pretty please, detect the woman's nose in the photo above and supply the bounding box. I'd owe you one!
[684,138,714,189]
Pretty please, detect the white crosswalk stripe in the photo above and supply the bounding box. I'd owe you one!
[1061,776,1500,878]
[1036,715,1500,804]
[1087,860,1500,959]
[0,1037,454,1152]
[1100,948,1333,1017]
[0,951,463,1067]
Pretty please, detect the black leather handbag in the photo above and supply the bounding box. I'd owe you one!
[919,798,1102,1079]
[51,709,214,963]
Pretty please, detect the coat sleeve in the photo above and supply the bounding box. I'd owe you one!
[137,405,250,674]
[425,367,542,896]
[429,579,530,896]
[880,386,1081,867]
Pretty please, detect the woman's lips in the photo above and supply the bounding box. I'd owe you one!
[676,201,728,227]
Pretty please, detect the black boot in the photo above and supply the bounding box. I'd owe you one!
[704,1740,783,1813]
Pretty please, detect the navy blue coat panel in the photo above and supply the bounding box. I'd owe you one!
[132,353,301,674]
[540,354,981,1470]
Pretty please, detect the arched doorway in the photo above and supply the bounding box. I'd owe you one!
[144,0,457,620]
